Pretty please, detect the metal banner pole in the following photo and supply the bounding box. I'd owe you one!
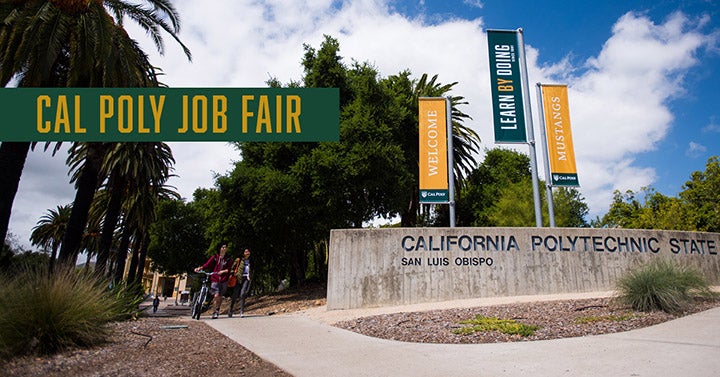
[446,97,455,227]
[517,29,543,227]
[536,83,556,227]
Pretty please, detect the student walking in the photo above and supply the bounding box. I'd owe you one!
[194,244,233,319]
[229,248,251,318]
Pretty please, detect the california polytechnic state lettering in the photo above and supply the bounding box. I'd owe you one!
[400,234,718,255]
[487,30,527,143]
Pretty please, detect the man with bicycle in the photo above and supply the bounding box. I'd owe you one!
[194,244,233,319]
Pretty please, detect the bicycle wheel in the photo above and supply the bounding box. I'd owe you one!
[191,289,205,320]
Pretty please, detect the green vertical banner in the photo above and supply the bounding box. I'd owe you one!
[487,30,527,143]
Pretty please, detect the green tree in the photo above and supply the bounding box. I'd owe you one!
[0,0,189,260]
[596,187,694,230]
[209,35,481,288]
[116,182,179,283]
[30,204,72,273]
[680,156,720,232]
[94,142,176,274]
[0,143,32,252]
[396,72,481,226]
[647,195,694,231]
[596,189,643,228]
[297,62,412,228]
[456,148,533,226]
[148,199,208,276]
[456,148,588,227]
[552,187,589,227]
[301,36,480,227]
[595,158,720,230]
[53,0,190,266]
[488,178,537,226]
[211,161,312,289]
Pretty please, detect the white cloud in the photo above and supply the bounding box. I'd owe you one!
[9,145,75,247]
[686,141,707,157]
[556,11,712,217]
[463,0,484,9]
[703,116,720,133]
[8,2,716,248]
[166,142,239,202]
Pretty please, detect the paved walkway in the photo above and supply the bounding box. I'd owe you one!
[203,292,720,377]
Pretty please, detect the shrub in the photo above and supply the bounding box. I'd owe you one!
[0,266,138,358]
[109,281,146,321]
[615,259,714,313]
[454,315,539,337]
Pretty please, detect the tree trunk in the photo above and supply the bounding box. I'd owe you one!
[59,143,106,266]
[113,225,132,283]
[126,234,142,284]
[289,247,306,286]
[134,233,150,286]
[96,173,124,273]
[48,241,58,275]
[400,187,419,227]
[0,142,31,255]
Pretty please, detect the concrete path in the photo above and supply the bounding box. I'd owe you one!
[204,293,720,377]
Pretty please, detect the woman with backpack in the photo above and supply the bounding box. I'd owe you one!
[228,248,251,318]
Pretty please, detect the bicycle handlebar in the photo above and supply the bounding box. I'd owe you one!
[192,271,217,276]
[190,271,218,281]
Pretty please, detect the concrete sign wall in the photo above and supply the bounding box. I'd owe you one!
[327,227,720,310]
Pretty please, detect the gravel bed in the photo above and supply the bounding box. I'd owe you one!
[2,288,717,376]
[1,317,291,377]
[334,297,720,344]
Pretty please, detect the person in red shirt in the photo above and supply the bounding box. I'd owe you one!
[194,244,233,319]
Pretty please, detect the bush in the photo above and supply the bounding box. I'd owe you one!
[109,281,146,321]
[0,266,140,358]
[454,315,539,337]
[615,259,714,313]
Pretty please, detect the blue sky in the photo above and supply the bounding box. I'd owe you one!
[400,0,720,197]
[8,0,720,248]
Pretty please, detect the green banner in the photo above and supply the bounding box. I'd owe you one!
[419,189,449,203]
[0,87,339,141]
[551,173,580,187]
[487,30,527,143]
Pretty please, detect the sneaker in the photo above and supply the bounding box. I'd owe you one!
[240,312,244,318]
[212,311,218,319]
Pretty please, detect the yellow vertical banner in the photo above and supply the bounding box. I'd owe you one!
[540,85,579,187]
[418,97,449,203]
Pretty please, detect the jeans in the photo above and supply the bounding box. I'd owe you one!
[230,277,251,314]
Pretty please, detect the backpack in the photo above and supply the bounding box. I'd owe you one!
[227,258,240,287]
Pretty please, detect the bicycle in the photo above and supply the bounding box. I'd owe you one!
[190,271,216,320]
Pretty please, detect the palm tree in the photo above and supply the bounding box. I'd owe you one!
[0,0,190,266]
[80,204,103,271]
[0,143,30,252]
[395,73,481,226]
[114,183,179,283]
[60,142,112,265]
[62,2,190,266]
[94,142,176,274]
[414,73,481,189]
[29,204,72,273]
